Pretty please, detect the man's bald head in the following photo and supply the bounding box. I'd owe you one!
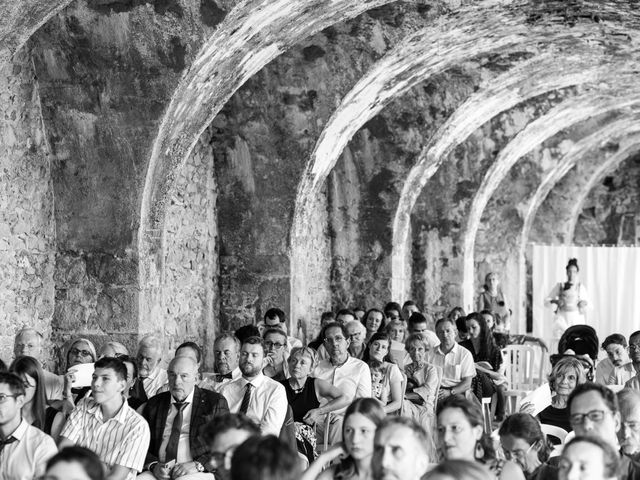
[14,328,44,361]
[168,355,199,401]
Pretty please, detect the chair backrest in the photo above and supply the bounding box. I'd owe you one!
[398,373,407,416]
[502,345,542,391]
[541,423,569,445]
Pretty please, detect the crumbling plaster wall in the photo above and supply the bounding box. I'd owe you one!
[29,0,225,358]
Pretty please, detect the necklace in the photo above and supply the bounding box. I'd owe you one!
[290,379,305,394]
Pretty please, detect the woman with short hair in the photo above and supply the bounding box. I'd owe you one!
[522,356,586,433]
[281,346,349,463]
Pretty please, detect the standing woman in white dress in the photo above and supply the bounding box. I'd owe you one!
[545,258,590,339]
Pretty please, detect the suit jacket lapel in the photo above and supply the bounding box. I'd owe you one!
[157,393,171,451]
[189,387,203,448]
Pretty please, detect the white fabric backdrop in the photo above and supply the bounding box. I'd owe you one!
[532,245,640,351]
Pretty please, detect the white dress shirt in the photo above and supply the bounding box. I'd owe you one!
[596,358,635,386]
[0,418,57,480]
[428,343,476,388]
[314,355,372,413]
[199,367,242,392]
[142,367,168,397]
[158,389,194,463]
[219,372,287,436]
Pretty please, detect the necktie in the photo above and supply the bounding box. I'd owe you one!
[165,401,188,462]
[219,372,233,380]
[239,383,253,415]
[0,436,17,456]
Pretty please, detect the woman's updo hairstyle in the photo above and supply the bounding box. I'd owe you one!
[566,258,579,271]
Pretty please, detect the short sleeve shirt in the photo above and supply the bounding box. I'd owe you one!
[428,343,476,388]
[61,397,150,479]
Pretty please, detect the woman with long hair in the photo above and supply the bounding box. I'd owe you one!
[459,313,507,420]
[9,356,48,430]
[436,395,525,480]
[361,309,386,343]
[362,333,403,414]
[301,397,385,480]
[499,413,558,480]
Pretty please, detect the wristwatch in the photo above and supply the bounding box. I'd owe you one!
[194,461,205,473]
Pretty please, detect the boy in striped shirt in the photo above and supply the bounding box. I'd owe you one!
[60,356,150,480]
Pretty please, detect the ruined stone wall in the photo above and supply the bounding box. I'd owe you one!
[29,0,223,357]
[574,154,640,245]
[0,49,55,362]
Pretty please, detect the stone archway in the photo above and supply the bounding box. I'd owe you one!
[461,84,640,311]
[138,0,402,335]
[391,52,623,304]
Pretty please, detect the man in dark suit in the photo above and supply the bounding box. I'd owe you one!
[140,356,229,479]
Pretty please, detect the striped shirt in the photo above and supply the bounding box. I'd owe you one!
[61,397,150,480]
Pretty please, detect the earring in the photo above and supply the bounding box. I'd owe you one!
[474,441,484,460]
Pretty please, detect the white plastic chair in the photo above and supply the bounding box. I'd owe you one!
[541,424,568,444]
[502,345,544,413]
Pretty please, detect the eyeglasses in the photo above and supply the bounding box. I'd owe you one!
[629,344,640,352]
[569,409,607,426]
[264,341,285,350]
[70,348,92,357]
[0,393,20,403]
[502,441,536,461]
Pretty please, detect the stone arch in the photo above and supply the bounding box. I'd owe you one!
[291,2,639,325]
[567,145,640,243]
[291,3,566,325]
[515,127,640,332]
[0,0,74,57]
[391,52,626,303]
[138,0,401,333]
[461,85,640,311]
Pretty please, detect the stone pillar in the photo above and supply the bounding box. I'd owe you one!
[0,48,55,361]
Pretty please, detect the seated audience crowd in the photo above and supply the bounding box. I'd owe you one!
[3,295,640,480]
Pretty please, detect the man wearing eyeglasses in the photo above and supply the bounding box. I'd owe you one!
[0,372,57,480]
[257,308,302,350]
[13,328,64,403]
[625,331,640,391]
[201,414,259,480]
[568,382,640,479]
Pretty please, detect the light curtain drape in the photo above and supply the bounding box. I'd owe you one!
[532,245,640,351]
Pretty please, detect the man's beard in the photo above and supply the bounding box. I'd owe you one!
[240,363,261,377]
